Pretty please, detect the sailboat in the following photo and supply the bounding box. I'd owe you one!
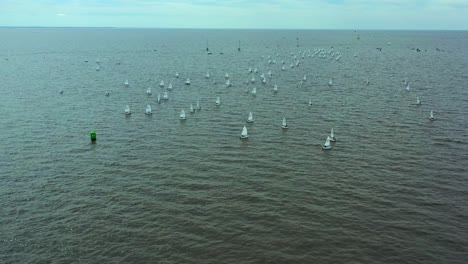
[185,78,191,85]
[175,72,179,78]
[159,80,165,88]
[240,126,248,139]
[196,100,201,110]
[237,40,241,52]
[365,78,370,86]
[206,40,212,55]
[248,67,252,73]
[281,117,288,129]
[225,79,231,87]
[281,65,286,71]
[416,97,422,105]
[167,83,173,90]
[262,78,267,84]
[157,94,161,103]
[322,136,332,150]
[146,87,152,95]
[163,92,169,100]
[429,110,435,121]
[406,83,410,91]
[328,79,333,86]
[95,64,100,71]
[330,128,336,142]
[273,85,278,93]
[251,87,257,96]
[254,67,258,73]
[124,105,131,115]
[215,97,221,106]
[250,76,256,83]
[180,109,186,120]
[124,80,129,87]
[145,104,152,115]
[308,97,312,106]
[225,72,229,79]
[105,91,110,96]
[189,103,195,113]
[246,112,254,123]
[303,74,307,81]
[268,70,272,77]
[205,72,210,79]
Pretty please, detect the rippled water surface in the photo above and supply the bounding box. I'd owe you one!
[1,28,468,263]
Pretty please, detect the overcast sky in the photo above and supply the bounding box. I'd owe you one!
[1,0,467,29]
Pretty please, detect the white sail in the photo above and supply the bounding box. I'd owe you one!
[146,87,152,95]
[163,92,168,100]
[157,94,161,103]
[95,64,100,71]
[247,112,254,123]
[248,67,252,73]
[281,65,286,71]
[185,78,191,85]
[254,67,258,73]
[330,128,336,142]
[251,76,256,83]
[175,72,179,78]
[124,80,129,86]
[328,79,333,86]
[215,97,221,105]
[205,72,210,78]
[189,103,195,113]
[416,97,421,105]
[124,105,131,115]
[322,136,332,149]
[196,100,201,110]
[308,97,312,106]
[225,72,229,79]
[303,74,307,81]
[282,117,288,128]
[145,104,152,115]
[406,83,410,91]
[273,85,278,93]
[168,83,173,90]
[430,110,434,120]
[225,79,231,87]
[268,70,272,77]
[240,126,248,139]
[159,80,165,88]
[262,78,267,84]
[180,109,186,120]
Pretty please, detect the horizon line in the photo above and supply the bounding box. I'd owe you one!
[0,26,466,31]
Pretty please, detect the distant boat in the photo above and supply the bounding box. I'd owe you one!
[254,67,258,73]
[196,100,201,110]
[124,80,129,87]
[404,78,408,86]
[124,105,131,115]
[157,94,161,103]
[225,72,229,79]
[248,67,252,73]
[250,76,256,83]
[185,78,191,85]
[330,128,336,142]
[163,92,168,100]
[105,91,110,96]
[240,126,248,139]
[251,87,257,96]
[205,72,210,79]
[281,117,288,129]
[416,97,422,105]
[180,109,186,120]
[145,104,152,115]
[225,79,231,87]
[95,64,100,71]
[308,97,312,106]
[189,103,195,113]
[290,63,294,68]
[246,112,254,123]
[322,136,332,150]
[146,87,152,95]
[268,70,272,77]
[159,80,165,88]
[406,83,410,91]
[328,79,333,86]
[215,97,221,106]
[273,85,278,93]
[429,110,435,121]
[262,78,267,84]
[260,73,265,79]
[60,90,64,94]
[281,65,286,71]
[365,78,370,86]
[303,74,307,81]
[175,72,179,78]
[168,83,173,90]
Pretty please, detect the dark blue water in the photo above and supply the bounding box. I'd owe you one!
[1,28,467,263]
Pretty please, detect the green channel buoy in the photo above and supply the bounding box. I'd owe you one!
[90,131,97,142]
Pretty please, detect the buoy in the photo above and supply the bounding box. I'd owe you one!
[90,132,97,142]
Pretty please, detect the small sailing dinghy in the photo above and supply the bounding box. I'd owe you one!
[328,79,333,86]
[175,72,179,78]
[240,126,249,139]
[196,100,201,110]
[146,87,152,95]
[145,104,152,115]
[124,80,129,87]
[185,78,191,85]
[205,72,210,79]
[163,92,169,100]
[225,79,231,87]
[273,85,278,93]
[215,97,221,106]
[246,112,254,123]
[251,76,256,83]
[308,97,312,106]
[429,110,435,121]
[157,94,161,103]
[303,74,307,81]
[251,87,257,96]
[124,105,131,115]
[225,72,229,79]
[180,109,186,120]
[189,103,195,113]
[322,136,332,150]
[167,83,173,90]
[159,80,165,88]
[281,117,288,129]
[416,97,422,105]
[330,128,336,142]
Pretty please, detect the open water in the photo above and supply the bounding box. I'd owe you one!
[0,28,467,263]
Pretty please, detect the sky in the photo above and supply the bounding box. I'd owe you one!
[0,0,467,30]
